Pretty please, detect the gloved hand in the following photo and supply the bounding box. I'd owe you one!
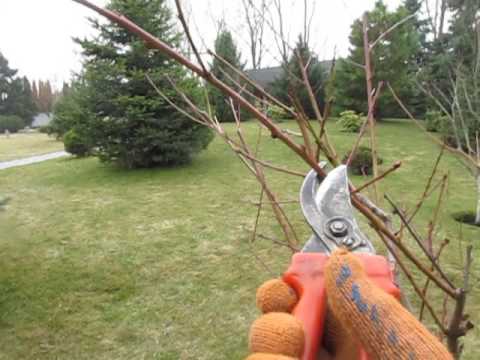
[246,249,453,360]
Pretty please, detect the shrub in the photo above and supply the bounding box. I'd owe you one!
[266,104,289,123]
[63,129,90,157]
[0,115,25,133]
[75,0,214,168]
[425,110,446,132]
[452,211,479,227]
[342,146,383,175]
[338,110,363,133]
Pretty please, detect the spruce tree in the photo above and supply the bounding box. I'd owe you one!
[271,36,326,119]
[209,28,245,122]
[74,0,213,168]
[0,53,35,125]
[335,1,422,118]
[0,52,18,115]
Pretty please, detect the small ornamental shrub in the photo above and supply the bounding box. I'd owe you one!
[0,115,25,133]
[63,129,90,157]
[342,146,383,175]
[266,104,289,123]
[338,110,363,133]
[425,110,446,132]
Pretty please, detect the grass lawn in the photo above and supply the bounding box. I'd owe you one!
[0,132,64,162]
[0,119,478,359]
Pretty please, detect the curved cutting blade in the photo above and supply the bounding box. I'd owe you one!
[300,165,375,254]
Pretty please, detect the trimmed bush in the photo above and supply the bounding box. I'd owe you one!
[342,146,383,175]
[452,211,479,227]
[63,129,90,157]
[266,104,289,123]
[425,110,446,132]
[338,110,363,133]
[0,115,25,133]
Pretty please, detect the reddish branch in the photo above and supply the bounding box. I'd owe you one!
[353,161,402,194]
[72,0,459,300]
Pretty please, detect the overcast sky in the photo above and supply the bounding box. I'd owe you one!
[0,0,405,90]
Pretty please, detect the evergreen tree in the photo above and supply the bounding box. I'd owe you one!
[50,79,92,141]
[74,0,213,168]
[0,52,18,115]
[335,1,423,118]
[271,36,326,119]
[209,28,245,122]
[37,80,54,113]
[0,53,35,124]
[448,0,479,69]
[32,80,39,109]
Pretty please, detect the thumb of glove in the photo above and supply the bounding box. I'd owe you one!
[324,249,453,360]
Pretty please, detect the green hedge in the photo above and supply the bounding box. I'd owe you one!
[0,115,25,133]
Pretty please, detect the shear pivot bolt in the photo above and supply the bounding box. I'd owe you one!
[329,220,348,237]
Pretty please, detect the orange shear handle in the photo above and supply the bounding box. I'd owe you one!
[283,253,401,360]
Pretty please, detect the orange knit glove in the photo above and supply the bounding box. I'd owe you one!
[246,249,453,360]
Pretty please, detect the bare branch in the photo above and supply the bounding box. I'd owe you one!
[353,161,402,194]
[370,13,416,50]
[385,193,456,291]
[174,0,208,74]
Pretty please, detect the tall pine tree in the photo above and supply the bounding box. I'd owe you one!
[0,53,35,125]
[0,52,18,115]
[271,36,326,119]
[335,1,423,118]
[73,0,213,168]
[209,28,245,122]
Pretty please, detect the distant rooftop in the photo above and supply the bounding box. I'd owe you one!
[245,60,333,89]
[31,113,52,128]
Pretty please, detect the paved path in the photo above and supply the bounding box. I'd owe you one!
[0,151,70,170]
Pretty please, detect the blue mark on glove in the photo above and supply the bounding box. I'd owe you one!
[387,329,398,345]
[351,283,368,313]
[336,264,352,287]
[370,304,379,325]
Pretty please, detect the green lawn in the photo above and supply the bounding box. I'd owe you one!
[0,120,478,359]
[0,132,64,162]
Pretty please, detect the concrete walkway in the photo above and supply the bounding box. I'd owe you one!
[0,151,70,170]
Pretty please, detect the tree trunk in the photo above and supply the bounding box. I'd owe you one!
[476,171,480,225]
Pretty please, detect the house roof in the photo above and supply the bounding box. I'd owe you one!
[245,60,333,89]
[245,66,284,89]
[31,113,52,128]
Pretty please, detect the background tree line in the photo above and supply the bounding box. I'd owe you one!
[0,51,62,133]
[49,0,479,170]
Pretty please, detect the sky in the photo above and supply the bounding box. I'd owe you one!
[0,0,405,90]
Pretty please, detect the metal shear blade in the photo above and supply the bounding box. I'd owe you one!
[300,165,375,254]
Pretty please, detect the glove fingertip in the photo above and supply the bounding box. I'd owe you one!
[245,354,298,360]
[256,279,297,313]
[249,312,304,358]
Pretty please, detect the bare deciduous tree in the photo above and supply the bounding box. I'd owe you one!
[241,0,268,69]
[71,0,475,356]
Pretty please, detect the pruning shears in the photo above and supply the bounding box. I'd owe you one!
[282,165,401,360]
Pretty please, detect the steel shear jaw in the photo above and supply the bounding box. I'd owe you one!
[300,164,375,254]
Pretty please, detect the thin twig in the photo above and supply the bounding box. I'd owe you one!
[257,234,299,252]
[346,82,384,166]
[407,147,446,224]
[381,230,448,334]
[251,126,264,243]
[419,238,450,321]
[385,194,456,291]
[446,246,474,355]
[174,0,208,75]
[352,161,402,194]
[388,82,477,169]
[369,13,416,50]
[208,50,297,118]
[428,175,449,243]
